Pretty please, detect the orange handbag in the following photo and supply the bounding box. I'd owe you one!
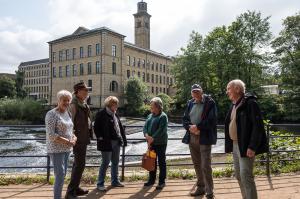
[141,149,156,171]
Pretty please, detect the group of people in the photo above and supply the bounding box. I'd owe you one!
[45,79,268,199]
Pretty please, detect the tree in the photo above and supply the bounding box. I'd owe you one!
[0,76,16,98]
[272,12,300,121]
[157,93,173,114]
[124,76,147,115]
[15,70,27,98]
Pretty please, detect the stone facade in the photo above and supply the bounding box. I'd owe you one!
[18,58,50,101]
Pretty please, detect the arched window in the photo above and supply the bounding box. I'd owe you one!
[110,81,118,92]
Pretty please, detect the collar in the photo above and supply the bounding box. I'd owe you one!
[106,107,115,116]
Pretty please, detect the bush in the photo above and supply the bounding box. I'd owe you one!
[0,98,47,124]
[157,93,173,114]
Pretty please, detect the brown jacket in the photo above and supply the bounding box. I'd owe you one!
[70,96,91,145]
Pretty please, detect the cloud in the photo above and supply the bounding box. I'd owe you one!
[0,0,299,73]
[0,17,51,73]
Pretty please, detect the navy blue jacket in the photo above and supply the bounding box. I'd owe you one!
[182,95,218,145]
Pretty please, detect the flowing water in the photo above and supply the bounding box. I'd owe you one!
[0,120,225,173]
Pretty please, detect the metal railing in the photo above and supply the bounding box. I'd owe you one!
[0,124,299,182]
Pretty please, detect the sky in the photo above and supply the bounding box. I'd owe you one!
[0,0,299,74]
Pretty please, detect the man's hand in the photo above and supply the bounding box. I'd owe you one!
[247,148,255,158]
[189,125,200,135]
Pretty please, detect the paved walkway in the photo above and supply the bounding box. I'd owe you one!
[0,174,299,199]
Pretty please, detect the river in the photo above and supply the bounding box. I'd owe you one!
[0,120,225,173]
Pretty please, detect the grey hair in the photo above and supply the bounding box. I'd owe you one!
[150,97,163,110]
[104,96,119,107]
[227,79,246,94]
[57,90,72,101]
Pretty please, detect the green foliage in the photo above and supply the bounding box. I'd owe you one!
[0,98,46,123]
[15,70,27,98]
[0,76,16,98]
[272,12,300,121]
[172,11,272,121]
[157,93,173,114]
[124,76,147,116]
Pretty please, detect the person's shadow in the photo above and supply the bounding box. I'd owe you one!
[82,186,113,199]
[127,185,162,199]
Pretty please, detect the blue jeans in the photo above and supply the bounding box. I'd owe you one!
[97,140,121,187]
[233,142,257,199]
[49,152,70,199]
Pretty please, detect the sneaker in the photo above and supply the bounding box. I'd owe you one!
[143,181,155,187]
[76,187,89,196]
[206,193,215,199]
[112,182,124,187]
[190,188,205,196]
[155,183,165,190]
[97,186,107,192]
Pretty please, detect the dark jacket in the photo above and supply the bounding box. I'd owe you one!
[93,108,127,151]
[182,94,218,145]
[71,97,92,145]
[225,93,268,157]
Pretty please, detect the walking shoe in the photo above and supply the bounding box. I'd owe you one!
[155,183,165,190]
[112,182,125,187]
[206,193,215,199]
[190,188,205,196]
[97,186,107,192]
[143,181,155,187]
[76,187,89,196]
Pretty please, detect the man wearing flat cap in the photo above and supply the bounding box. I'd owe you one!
[182,84,217,199]
[65,82,91,199]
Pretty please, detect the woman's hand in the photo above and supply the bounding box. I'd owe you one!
[189,125,200,135]
[146,135,154,146]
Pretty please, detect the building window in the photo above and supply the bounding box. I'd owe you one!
[133,57,136,66]
[138,58,140,67]
[138,71,140,78]
[59,51,63,61]
[112,62,116,75]
[127,55,130,66]
[160,87,162,93]
[160,75,162,84]
[127,70,130,78]
[80,63,84,75]
[146,73,150,82]
[156,75,158,83]
[112,45,116,57]
[88,45,92,57]
[88,79,92,91]
[152,87,154,93]
[96,43,101,55]
[96,61,101,74]
[53,67,56,78]
[156,63,158,71]
[160,64,162,72]
[142,59,145,68]
[163,65,166,73]
[80,47,84,58]
[163,76,166,84]
[59,66,62,77]
[170,78,173,85]
[88,62,92,74]
[132,70,135,76]
[110,81,118,92]
[163,88,166,93]
[136,21,141,28]
[142,72,145,82]
[66,49,70,60]
[66,65,70,77]
[151,74,154,83]
[72,48,76,59]
[167,77,169,85]
[52,52,56,63]
[72,64,77,76]
[156,87,158,94]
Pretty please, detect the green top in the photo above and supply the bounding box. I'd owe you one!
[143,111,168,145]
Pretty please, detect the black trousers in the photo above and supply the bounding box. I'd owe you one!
[66,144,87,195]
[148,144,167,184]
